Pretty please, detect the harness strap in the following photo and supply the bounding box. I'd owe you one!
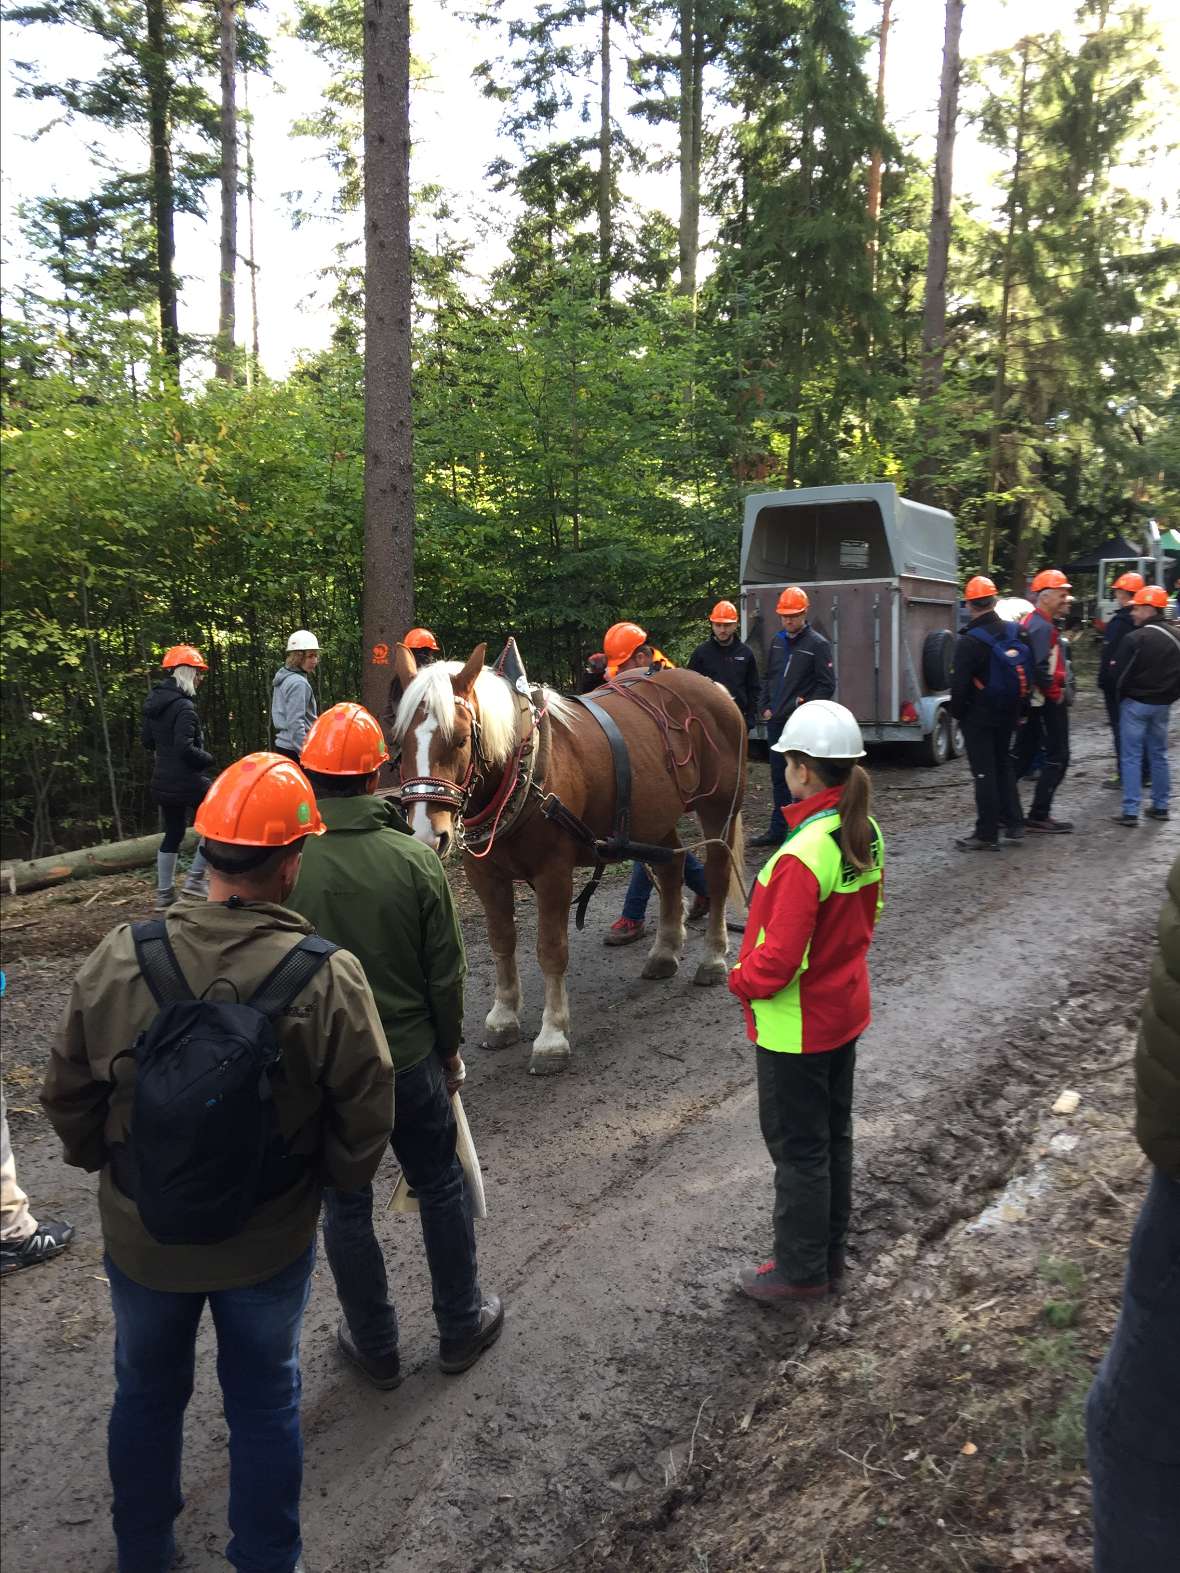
[574,694,632,850]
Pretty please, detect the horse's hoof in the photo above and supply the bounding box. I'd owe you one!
[641,954,679,981]
[529,1044,570,1075]
[480,1027,521,1051]
[693,959,728,987]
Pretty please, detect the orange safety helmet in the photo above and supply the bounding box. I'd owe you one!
[963,575,998,601]
[162,644,208,671]
[710,600,739,624]
[194,753,325,847]
[300,702,388,776]
[1132,585,1168,608]
[1112,571,1146,594]
[1029,568,1072,594]
[404,627,441,653]
[604,621,648,677]
[775,587,809,615]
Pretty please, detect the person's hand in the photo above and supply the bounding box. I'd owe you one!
[442,1053,466,1096]
[761,707,772,720]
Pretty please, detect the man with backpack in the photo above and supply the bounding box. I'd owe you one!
[1011,568,1075,834]
[949,576,1031,852]
[1099,571,1147,790]
[289,702,504,1388]
[41,753,394,1573]
[1111,585,1180,826]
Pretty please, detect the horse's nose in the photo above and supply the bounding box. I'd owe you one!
[436,830,451,860]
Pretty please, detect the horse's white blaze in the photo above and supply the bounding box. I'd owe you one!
[410,715,439,845]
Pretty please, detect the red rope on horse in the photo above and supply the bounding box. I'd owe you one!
[597,677,727,809]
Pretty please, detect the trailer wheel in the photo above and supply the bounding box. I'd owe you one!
[948,715,965,758]
[922,628,955,691]
[919,708,952,767]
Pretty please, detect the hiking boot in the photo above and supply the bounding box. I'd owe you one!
[604,917,646,947]
[1102,776,1122,791]
[737,1260,828,1305]
[749,831,784,849]
[180,873,209,900]
[955,836,1001,852]
[439,1295,504,1374]
[153,887,177,912]
[1002,825,1025,841]
[336,1322,402,1391]
[0,1218,74,1276]
[1112,814,1138,828]
[1024,817,1073,834]
[1146,807,1170,822]
[685,894,711,924]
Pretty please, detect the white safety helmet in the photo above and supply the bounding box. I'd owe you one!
[286,630,320,653]
[771,700,865,760]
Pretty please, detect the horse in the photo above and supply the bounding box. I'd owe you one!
[391,643,747,1076]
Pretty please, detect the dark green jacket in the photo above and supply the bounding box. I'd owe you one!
[289,795,466,1073]
[1136,854,1180,1178]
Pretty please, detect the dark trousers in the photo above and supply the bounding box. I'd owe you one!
[764,718,792,841]
[962,712,1022,842]
[322,1051,480,1351]
[106,1244,313,1573]
[274,746,301,765]
[1086,1170,1180,1572]
[158,802,192,854]
[756,1040,856,1288]
[1012,699,1069,820]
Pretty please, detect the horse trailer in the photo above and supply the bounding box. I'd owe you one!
[740,482,961,765]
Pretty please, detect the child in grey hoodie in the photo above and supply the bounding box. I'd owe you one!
[272,630,320,759]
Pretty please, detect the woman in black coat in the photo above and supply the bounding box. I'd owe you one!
[141,644,214,909]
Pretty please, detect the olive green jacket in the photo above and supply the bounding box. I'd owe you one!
[42,899,394,1292]
[288,794,466,1072]
[1136,854,1180,1178]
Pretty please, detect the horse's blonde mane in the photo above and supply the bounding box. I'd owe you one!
[394,660,573,766]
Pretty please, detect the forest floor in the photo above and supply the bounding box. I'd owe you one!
[0,685,1174,1573]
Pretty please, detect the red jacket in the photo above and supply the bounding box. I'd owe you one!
[728,787,884,1053]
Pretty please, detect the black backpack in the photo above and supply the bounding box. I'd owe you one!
[114,921,338,1246]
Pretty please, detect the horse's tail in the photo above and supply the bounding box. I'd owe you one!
[726,811,749,915]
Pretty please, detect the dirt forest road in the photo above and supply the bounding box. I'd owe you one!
[0,692,1175,1573]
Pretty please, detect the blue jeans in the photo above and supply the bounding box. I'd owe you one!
[105,1243,314,1573]
[322,1051,480,1352]
[621,853,708,922]
[1086,1170,1180,1572]
[1119,698,1170,816]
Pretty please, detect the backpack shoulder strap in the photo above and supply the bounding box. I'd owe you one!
[247,934,339,1021]
[965,624,998,648]
[131,919,195,1007]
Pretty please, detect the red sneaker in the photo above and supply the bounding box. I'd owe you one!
[737,1259,829,1304]
[603,916,647,947]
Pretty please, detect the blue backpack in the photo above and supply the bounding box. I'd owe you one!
[967,620,1034,711]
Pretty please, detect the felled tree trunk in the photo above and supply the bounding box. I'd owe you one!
[2,830,198,895]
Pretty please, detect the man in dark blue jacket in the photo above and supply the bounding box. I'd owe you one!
[750,587,835,848]
[1099,572,1147,790]
[687,600,760,724]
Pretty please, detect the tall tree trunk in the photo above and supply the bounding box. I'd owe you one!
[981,40,1032,575]
[243,65,261,383]
[919,0,963,399]
[145,0,179,365]
[215,0,238,381]
[598,0,612,300]
[362,0,415,722]
[676,0,699,296]
[866,0,892,287]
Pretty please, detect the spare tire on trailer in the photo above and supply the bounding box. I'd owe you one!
[922,628,955,691]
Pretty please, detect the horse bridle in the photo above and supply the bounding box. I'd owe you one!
[398,693,484,814]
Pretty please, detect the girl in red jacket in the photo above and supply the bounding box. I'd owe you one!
[728,700,885,1303]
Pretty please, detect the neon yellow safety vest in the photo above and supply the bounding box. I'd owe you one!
[749,807,884,1054]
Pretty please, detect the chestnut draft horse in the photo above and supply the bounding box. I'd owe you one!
[392,643,747,1076]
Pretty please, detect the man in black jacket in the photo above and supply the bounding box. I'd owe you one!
[687,600,759,723]
[1111,585,1180,826]
[1099,572,1146,789]
[750,587,836,848]
[949,577,1026,852]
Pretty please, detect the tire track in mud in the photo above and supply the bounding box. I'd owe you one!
[0,699,1174,1573]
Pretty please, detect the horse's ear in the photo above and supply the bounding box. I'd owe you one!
[393,642,418,693]
[453,644,486,697]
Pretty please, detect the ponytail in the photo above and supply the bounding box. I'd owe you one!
[785,754,875,872]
